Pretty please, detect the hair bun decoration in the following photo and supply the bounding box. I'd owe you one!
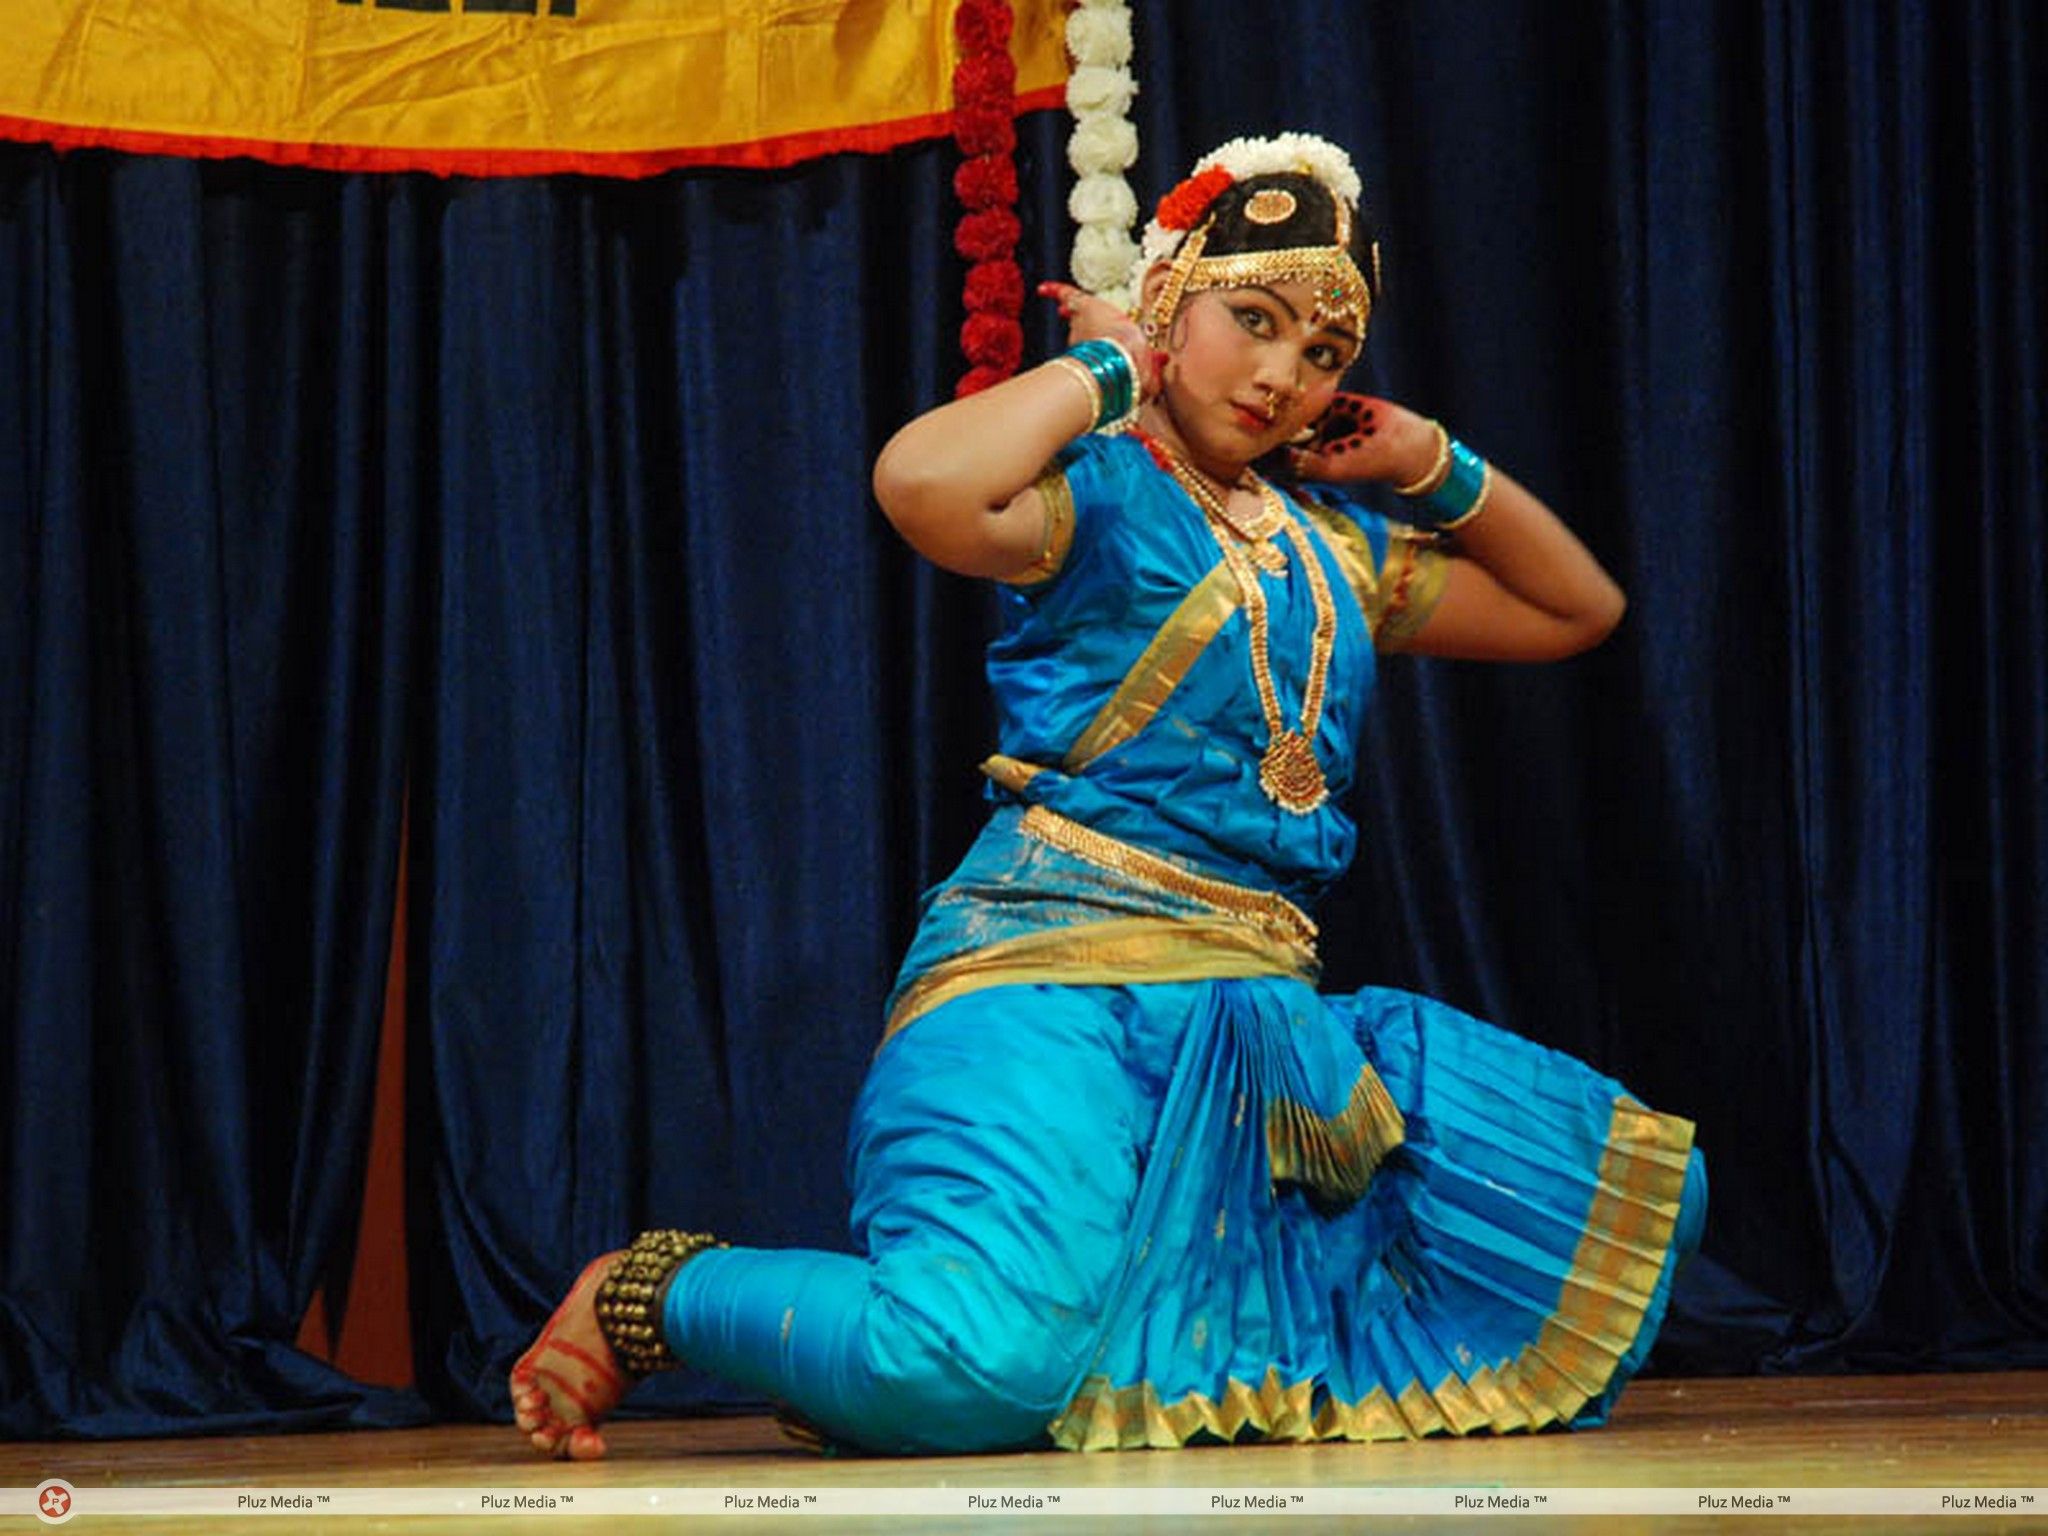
[1156,165,1234,231]
[1134,131,1364,286]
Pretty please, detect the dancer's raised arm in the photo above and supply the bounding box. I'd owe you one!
[871,288,1156,579]
[1295,395,1626,661]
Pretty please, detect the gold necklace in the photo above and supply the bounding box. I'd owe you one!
[1152,441,1288,572]
[1150,441,1336,815]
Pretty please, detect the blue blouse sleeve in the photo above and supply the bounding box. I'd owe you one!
[998,432,1131,594]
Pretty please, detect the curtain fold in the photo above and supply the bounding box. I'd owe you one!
[0,157,426,1432]
[1,2,2042,1437]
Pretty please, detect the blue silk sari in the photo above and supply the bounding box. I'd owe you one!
[665,433,1705,1453]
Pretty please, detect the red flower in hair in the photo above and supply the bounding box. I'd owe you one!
[963,259,1025,315]
[953,0,1013,52]
[954,153,1018,211]
[1156,166,1234,230]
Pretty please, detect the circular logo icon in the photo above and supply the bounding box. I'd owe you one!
[34,1479,77,1525]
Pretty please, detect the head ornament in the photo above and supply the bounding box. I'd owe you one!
[1136,133,1377,343]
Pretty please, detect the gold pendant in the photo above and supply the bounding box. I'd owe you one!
[1259,730,1328,814]
[1250,539,1289,575]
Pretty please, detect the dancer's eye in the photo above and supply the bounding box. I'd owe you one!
[1232,304,1276,337]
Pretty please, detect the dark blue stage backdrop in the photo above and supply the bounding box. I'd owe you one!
[2,3,2042,1436]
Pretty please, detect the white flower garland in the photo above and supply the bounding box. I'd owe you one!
[1062,1,1138,308]
[1136,132,1365,277]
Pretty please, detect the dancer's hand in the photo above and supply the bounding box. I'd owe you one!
[1037,281,1165,402]
[1289,394,1441,486]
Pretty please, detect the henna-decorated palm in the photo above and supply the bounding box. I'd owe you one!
[1290,392,1440,486]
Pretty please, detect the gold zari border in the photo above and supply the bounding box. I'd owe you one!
[1265,1063,1407,1205]
[980,754,1047,793]
[1063,562,1240,769]
[881,913,1316,1045]
[1373,530,1451,650]
[1048,1095,1696,1450]
[1294,500,1449,651]
[1002,463,1078,586]
[1020,806,1318,950]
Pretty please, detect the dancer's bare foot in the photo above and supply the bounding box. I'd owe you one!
[509,1254,629,1460]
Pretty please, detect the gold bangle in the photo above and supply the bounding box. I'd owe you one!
[1392,418,1451,497]
[1435,460,1493,532]
[1045,355,1102,428]
[593,1229,724,1377]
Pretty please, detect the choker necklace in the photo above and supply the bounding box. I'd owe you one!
[1154,442,1288,554]
[1144,434,1336,815]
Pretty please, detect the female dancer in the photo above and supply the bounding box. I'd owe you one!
[511,133,1705,1459]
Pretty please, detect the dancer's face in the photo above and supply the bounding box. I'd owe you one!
[1154,280,1359,472]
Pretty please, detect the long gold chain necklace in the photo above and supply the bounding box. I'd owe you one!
[1148,437,1336,815]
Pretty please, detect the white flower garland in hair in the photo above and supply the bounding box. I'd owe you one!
[1134,131,1364,282]
[1062,0,1139,308]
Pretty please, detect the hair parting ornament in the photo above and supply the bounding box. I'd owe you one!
[1138,133,1377,345]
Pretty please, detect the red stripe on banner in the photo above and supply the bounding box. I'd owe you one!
[0,86,1068,179]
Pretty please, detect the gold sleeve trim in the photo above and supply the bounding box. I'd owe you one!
[1293,498,1452,652]
[1372,528,1451,651]
[1062,561,1240,770]
[881,913,1318,1046]
[1001,462,1077,587]
[1049,1095,1698,1450]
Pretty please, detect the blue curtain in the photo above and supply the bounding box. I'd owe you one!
[2,1,2042,1436]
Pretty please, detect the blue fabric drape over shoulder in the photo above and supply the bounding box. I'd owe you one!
[2,2,2043,1436]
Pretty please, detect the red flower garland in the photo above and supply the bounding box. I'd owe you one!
[953,0,1013,52]
[951,0,1021,397]
[954,153,1018,209]
[963,259,1024,314]
[954,208,1021,261]
[953,102,1017,157]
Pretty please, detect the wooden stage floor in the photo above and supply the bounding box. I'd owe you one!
[4,1373,2044,1533]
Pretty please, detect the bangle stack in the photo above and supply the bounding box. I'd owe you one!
[1048,338,1142,434]
[593,1228,725,1378]
[1395,418,1492,532]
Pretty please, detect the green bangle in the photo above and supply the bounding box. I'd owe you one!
[1063,338,1140,433]
[1403,436,1490,529]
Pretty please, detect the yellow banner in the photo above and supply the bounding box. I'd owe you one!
[0,0,1069,176]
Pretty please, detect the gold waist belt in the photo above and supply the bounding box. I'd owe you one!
[1017,806,1319,953]
[881,807,1320,1045]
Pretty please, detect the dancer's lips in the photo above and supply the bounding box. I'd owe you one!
[1232,402,1273,431]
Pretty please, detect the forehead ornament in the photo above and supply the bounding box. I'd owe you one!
[1144,219,1374,341]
